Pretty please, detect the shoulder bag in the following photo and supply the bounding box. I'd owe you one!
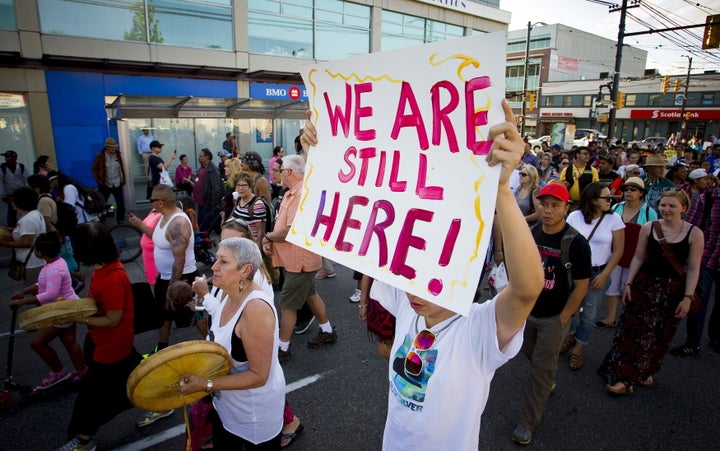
[9,245,34,281]
[652,221,702,313]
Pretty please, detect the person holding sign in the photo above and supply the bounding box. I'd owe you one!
[302,100,544,450]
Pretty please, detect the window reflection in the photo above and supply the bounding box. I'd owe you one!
[0,94,35,167]
[381,10,463,51]
[0,0,16,30]
[38,0,232,50]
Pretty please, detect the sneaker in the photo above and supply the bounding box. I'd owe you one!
[511,424,533,445]
[349,288,362,303]
[56,437,96,451]
[36,368,71,390]
[295,304,315,335]
[136,409,175,427]
[278,347,292,363]
[314,271,336,279]
[669,345,701,357]
[70,367,89,383]
[307,328,338,348]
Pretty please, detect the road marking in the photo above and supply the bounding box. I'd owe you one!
[0,329,27,339]
[114,373,325,451]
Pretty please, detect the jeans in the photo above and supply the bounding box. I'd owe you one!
[570,266,610,345]
[684,266,720,347]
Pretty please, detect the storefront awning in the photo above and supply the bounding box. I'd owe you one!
[106,95,309,120]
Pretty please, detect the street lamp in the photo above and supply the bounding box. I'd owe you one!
[678,55,692,141]
[521,21,547,137]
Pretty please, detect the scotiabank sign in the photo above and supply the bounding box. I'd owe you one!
[630,109,720,120]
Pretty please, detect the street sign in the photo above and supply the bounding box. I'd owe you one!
[674,94,685,106]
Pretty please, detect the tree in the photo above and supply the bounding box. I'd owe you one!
[124,0,164,44]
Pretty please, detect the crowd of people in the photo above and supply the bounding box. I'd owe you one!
[1,121,719,450]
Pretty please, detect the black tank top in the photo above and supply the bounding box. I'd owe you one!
[640,223,693,278]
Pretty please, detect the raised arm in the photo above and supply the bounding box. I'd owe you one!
[488,100,545,350]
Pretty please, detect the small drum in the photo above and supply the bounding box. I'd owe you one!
[127,340,231,411]
[18,298,97,331]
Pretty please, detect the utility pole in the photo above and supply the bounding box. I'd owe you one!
[521,21,547,137]
[678,55,692,141]
[607,0,639,143]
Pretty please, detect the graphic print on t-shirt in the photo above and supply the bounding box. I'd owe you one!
[390,333,437,408]
[537,245,561,291]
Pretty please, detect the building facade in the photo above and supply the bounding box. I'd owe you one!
[0,0,509,206]
[505,23,648,137]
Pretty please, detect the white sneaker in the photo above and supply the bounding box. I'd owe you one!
[349,288,362,303]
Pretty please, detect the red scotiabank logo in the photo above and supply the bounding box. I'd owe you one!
[289,87,301,100]
[630,109,720,120]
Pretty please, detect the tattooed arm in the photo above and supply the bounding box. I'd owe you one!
[167,215,192,284]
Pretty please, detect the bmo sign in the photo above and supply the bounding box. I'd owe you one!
[250,83,309,101]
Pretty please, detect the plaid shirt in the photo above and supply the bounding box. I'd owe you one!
[271,182,321,273]
[686,186,720,270]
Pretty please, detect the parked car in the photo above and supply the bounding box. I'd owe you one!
[627,136,667,149]
[573,128,607,147]
[528,135,551,151]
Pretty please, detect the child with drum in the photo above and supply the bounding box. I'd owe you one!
[10,231,88,390]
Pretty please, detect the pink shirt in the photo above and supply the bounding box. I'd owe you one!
[175,164,193,185]
[36,258,79,304]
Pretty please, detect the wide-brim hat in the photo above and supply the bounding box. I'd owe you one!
[622,177,646,191]
[104,137,118,148]
[642,154,667,167]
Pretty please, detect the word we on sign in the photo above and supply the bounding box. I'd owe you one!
[291,32,506,315]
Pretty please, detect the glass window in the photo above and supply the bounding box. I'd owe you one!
[563,96,572,107]
[625,93,636,107]
[0,0,15,30]
[248,0,313,57]
[543,96,554,107]
[381,10,462,51]
[38,0,232,49]
[315,0,370,60]
[0,93,36,166]
[583,95,592,107]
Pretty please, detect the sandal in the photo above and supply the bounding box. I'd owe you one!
[281,424,304,448]
[606,381,634,396]
[669,345,701,357]
[559,336,576,354]
[568,353,583,371]
[639,376,654,387]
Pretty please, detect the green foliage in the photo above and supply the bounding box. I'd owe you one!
[123,0,164,44]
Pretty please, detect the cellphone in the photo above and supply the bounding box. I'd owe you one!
[173,149,177,154]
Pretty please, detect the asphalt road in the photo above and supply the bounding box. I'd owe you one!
[2,252,719,450]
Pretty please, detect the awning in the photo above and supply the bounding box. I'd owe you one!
[106,95,309,120]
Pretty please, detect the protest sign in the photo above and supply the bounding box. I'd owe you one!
[291,32,507,315]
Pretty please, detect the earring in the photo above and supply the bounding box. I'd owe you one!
[239,280,246,293]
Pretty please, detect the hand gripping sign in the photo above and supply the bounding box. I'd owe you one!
[291,32,507,315]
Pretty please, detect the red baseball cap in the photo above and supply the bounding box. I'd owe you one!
[536,183,570,202]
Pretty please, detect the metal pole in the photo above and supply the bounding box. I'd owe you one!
[607,0,628,143]
[678,56,692,142]
[521,21,531,137]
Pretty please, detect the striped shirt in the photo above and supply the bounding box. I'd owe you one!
[232,196,267,240]
[686,186,720,270]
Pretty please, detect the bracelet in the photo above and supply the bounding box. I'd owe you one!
[684,294,694,299]
[264,232,272,242]
[358,304,367,309]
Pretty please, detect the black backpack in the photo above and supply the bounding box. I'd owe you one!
[1,162,25,176]
[40,194,78,237]
[245,195,275,232]
[74,183,106,215]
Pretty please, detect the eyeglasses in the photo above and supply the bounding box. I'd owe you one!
[280,168,292,173]
[519,172,528,177]
[224,217,250,228]
[404,329,435,377]
[235,183,249,188]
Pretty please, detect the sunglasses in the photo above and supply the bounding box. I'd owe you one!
[224,217,250,228]
[404,329,435,377]
[622,186,640,192]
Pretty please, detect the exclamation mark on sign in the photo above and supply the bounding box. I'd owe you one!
[427,218,461,296]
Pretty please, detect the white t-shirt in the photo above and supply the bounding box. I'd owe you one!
[567,211,625,267]
[370,282,523,451]
[14,210,46,269]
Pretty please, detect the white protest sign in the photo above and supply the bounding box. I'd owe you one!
[291,32,507,315]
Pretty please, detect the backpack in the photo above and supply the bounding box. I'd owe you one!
[245,195,275,232]
[40,194,78,237]
[73,183,106,215]
[1,162,25,176]
[532,223,579,289]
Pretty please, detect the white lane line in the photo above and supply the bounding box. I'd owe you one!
[114,372,324,451]
[0,329,27,339]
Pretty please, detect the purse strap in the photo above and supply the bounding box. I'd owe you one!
[653,220,686,278]
[586,213,606,243]
[14,244,35,265]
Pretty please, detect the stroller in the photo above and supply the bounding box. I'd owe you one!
[194,231,216,266]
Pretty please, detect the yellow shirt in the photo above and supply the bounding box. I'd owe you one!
[560,164,599,201]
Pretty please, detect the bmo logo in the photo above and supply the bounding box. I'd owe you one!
[254,83,308,101]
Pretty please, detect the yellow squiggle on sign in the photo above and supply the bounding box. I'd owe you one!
[428,52,480,81]
[307,69,319,126]
[324,69,402,84]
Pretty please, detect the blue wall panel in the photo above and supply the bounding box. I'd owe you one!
[46,70,237,186]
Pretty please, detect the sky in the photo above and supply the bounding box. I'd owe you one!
[501,0,720,76]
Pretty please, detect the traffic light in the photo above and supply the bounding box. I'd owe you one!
[674,79,681,92]
[684,112,692,121]
[527,92,536,112]
[661,75,669,94]
[616,91,625,109]
[703,14,720,49]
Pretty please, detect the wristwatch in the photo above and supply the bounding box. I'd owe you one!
[205,380,213,393]
[264,232,272,242]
